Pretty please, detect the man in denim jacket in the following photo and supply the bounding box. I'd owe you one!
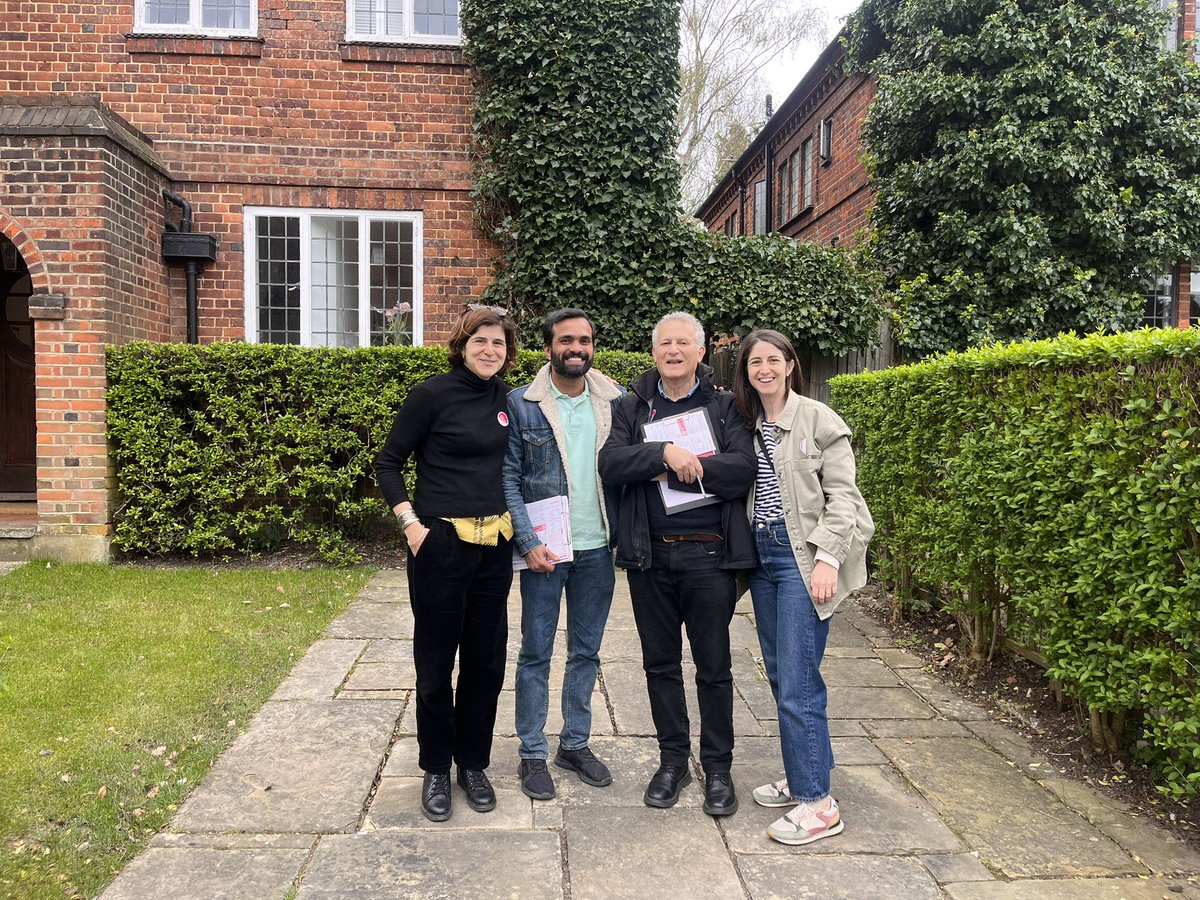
[502,308,624,800]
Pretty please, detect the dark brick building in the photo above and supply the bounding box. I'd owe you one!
[1,0,491,560]
[698,2,1198,346]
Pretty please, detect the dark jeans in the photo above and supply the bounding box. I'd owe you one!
[626,539,738,773]
[407,517,513,774]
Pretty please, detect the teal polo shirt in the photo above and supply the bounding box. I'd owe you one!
[551,379,607,552]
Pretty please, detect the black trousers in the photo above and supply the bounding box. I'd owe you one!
[626,539,738,774]
[407,517,513,774]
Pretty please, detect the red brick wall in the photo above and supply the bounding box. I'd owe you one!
[1,134,172,533]
[779,74,874,247]
[696,50,875,249]
[1,0,495,343]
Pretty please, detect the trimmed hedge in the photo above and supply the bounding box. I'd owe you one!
[106,342,652,565]
[830,328,1200,798]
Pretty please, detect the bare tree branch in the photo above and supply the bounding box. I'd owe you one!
[677,0,826,213]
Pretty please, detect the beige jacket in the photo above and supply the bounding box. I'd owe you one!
[746,391,875,619]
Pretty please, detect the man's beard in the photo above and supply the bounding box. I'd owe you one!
[551,351,592,378]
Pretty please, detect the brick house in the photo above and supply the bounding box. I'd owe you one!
[697,1,1198,378]
[1,0,492,561]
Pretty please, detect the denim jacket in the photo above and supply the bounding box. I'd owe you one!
[502,365,624,558]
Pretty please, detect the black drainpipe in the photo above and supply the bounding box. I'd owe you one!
[161,190,218,344]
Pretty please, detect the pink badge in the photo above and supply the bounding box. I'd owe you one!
[497,411,509,427]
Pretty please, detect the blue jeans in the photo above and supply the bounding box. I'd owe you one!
[515,546,616,759]
[749,518,834,801]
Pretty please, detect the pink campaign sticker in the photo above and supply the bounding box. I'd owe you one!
[497,411,509,427]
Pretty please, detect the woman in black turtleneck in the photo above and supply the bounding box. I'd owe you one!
[375,305,518,823]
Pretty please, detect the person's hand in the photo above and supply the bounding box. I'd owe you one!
[524,544,560,573]
[405,520,430,556]
[663,443,704,484]
[810,560,839,604]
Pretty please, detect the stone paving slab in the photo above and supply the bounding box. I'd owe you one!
[338,689,409,701]
[367,777,534,830]
[723,762,964,856]
[173,700,402,834]
[874,647,927,668]
[737,853,943,900]
[149,833,316,850]
[271,639,366,701]
[822,656,905,687]
[862,718,973,738]
[1036,776,1200,876]
[896,668,992,721]
[298,831,563,899]
[943,877,1200,899]
[829,685,936,720]
[324,602,414,639]
[352,570,408,602]
[342,658,419,692]
[602,658,764,737]
[731,646,777,719]
[876,737,1143,878]
[565,806,742,899]
[920,852,994,884]
[102,846,308,899]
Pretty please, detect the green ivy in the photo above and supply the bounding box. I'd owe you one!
[463,0,882,354]
[846,0,1200,356]
[106,343,651,564]
[831,328,1200,798]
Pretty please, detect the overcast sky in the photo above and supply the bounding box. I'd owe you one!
[759,0,864,112]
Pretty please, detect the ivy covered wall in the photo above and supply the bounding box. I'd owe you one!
[463,0,881,354]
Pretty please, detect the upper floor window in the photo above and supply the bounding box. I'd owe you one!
[244,208,424,348]
[723,210,738,237]
[1142,270,1177,329]
[346,0,461,44]
[753,180,767,234]
[800,137,814,210]
[135,0,256,36]
[819,117,833,166]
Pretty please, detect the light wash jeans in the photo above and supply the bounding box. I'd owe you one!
[748,518,835,801]
[515,546,615,759]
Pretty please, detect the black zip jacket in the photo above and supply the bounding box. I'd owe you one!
[598,364,757,571]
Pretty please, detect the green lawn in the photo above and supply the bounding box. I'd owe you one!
[0,562,370,899]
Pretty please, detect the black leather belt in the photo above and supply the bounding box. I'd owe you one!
[653,533,722,543]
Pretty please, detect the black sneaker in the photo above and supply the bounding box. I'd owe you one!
[554,745,613,787]
[457,767,497,812]
[518,758,556,800]
[420,771,452,822]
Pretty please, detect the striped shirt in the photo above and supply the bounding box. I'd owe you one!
[753,422,784,522]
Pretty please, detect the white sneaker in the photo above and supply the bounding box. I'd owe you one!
[752,778,796,808]
[767,796,844,846]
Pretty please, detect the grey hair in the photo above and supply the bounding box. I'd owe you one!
[651,311,705,347]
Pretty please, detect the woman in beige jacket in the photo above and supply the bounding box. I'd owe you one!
[732,329,874,846]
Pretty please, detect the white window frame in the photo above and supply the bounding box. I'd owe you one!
[800,137,814,211]
[344,0,462,45]
[819,117,834,166]
[243,207,425,348]
[133,0,258,37]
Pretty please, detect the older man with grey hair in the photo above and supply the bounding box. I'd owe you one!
[598,311,756,816]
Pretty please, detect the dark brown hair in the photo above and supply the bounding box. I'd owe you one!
[732,329,805,423]
[447,306,519,376]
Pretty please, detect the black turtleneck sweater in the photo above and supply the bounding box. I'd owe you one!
[375,364,511,518]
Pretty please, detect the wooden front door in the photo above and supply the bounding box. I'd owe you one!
[0,241,36,495]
